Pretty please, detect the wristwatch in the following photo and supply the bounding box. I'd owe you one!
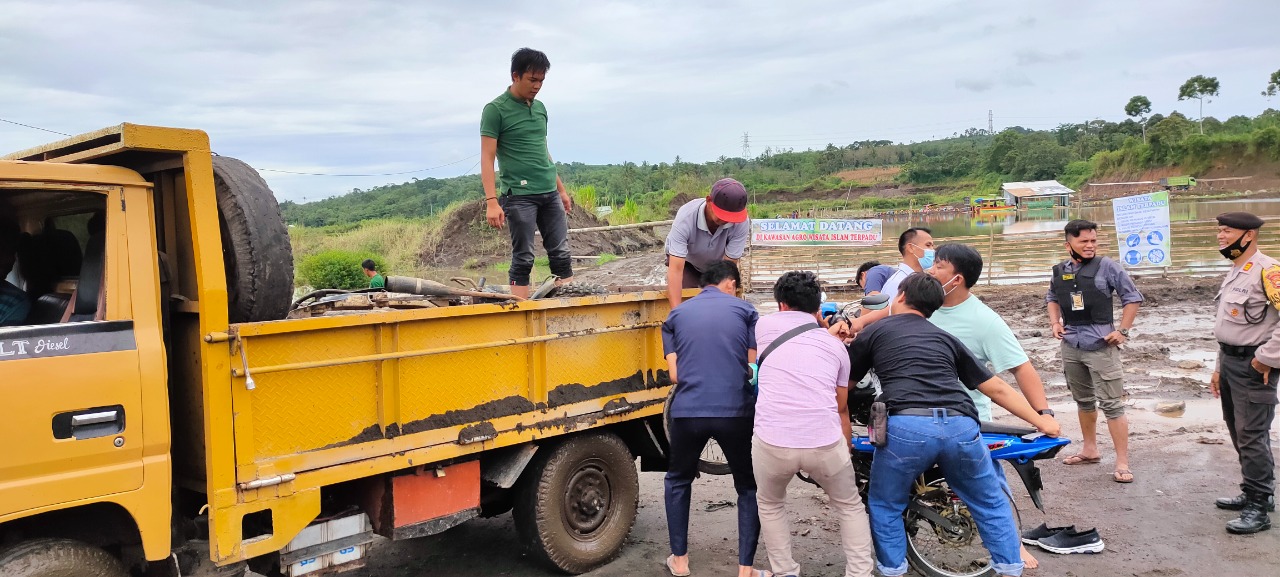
[1037,408,1055,417]
[1119,328,1131,337]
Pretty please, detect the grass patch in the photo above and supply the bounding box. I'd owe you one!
[596,253,619,265]
[289,217,434,281]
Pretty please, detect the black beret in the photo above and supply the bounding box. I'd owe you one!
[1216,212,1264,230]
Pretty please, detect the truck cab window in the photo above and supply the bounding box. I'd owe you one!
[0,191,108,327]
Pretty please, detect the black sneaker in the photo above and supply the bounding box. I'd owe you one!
[1021,523,1074,546]
[1037,527,1105,554]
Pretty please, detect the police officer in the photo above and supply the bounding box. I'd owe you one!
[1211,211,1278,534]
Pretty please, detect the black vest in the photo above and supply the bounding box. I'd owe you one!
[1050,258,1113,325]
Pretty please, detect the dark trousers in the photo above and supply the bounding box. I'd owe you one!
[1219,353,1278,496]
[664,416,759,566]
[500,191,572,286]
[665,254,702,289]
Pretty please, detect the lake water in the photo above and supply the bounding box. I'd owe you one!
[872,199,1280,239]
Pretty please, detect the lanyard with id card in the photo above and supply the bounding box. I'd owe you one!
[1062,272,1085,311]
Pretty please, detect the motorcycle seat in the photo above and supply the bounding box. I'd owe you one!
[979,421,1037,436]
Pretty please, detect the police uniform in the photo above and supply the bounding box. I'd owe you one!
[1212,211,1279,534]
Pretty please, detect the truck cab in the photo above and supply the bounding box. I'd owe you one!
[1,160,172,573]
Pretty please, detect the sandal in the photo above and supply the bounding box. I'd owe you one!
[1062,454,1101,465]
[665,555,690,577]
[1113,469,1134,483]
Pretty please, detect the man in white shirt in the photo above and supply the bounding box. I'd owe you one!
[863,227,935,299]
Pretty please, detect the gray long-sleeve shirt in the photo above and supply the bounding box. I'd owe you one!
[1045,257,1144,350]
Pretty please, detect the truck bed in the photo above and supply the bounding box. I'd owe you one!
[199,291,672,494]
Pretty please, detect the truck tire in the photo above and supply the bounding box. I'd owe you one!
[212,155,294,323]
[513,433,639,574]
[0,538,128,577]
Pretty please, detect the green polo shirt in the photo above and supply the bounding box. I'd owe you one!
[480,90,557,196]
[369,273,385,289]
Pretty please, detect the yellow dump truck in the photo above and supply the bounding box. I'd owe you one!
[0,124,676,576]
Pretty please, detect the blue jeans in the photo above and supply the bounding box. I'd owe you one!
[868,412,1023,577]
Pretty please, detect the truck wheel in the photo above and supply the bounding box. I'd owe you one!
[0,538,128,577]
[513,433,639,574]
[212,155,294,323]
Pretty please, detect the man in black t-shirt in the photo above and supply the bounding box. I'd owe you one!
[848,273,1059,577]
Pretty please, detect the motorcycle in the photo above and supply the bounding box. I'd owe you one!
[811,390,1069,577]
[820,293,1070,577]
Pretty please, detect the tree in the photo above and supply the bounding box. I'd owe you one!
[1124,95,1153,143]
[1178,75,1221,135]
[1265,69,1280,99]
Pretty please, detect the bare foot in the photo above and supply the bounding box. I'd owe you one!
[665,554,689,576]
[737,565,769,577]
[1021,544,1039,569]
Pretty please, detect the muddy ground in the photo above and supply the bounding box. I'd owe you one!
[343,272,1279,577]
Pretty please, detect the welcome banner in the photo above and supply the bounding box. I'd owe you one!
[751,219,884,246]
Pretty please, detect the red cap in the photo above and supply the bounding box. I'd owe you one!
[709,178,749,223]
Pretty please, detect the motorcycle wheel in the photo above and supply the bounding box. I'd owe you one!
[904,477,1020,577]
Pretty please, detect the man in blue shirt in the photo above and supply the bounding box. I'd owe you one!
[0,218,31,327]
[661,260,761,577]
[855,260,889,292]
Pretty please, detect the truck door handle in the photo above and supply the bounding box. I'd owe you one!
[72,410,119,427]
[53,405,125,440]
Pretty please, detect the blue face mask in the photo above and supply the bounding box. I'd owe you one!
[918,248,936,270]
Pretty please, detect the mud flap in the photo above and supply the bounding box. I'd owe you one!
[1010,460,1046,512]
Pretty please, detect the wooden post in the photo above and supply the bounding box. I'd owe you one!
[986,225,995,285]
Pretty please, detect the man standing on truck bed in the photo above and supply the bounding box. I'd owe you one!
[664,178,750,309]
[481,47,574,298]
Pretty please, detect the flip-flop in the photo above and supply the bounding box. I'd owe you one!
[1113,469,1134,483]
[665,555,690,577]
[1062,454,1101,465]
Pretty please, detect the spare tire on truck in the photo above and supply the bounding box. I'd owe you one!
[212,155,294,323]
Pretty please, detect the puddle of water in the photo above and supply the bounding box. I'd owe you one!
[1167,350,1217,365]
[1154,401,1187,418]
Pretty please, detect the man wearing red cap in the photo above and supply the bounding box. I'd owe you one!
[665,178,751,309]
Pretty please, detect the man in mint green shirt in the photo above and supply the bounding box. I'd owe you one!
[480,47,574,298]
[927,243,1054,422]
[928,243,1058,570]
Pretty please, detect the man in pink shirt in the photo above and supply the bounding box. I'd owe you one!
[752,271,873,577]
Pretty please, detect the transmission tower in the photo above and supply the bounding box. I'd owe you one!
[742,132,751,158]
[988,110,994,134]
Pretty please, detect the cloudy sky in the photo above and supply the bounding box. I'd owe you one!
[1,1,1276,203]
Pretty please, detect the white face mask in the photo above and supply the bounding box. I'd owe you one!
[943,275,962,296]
